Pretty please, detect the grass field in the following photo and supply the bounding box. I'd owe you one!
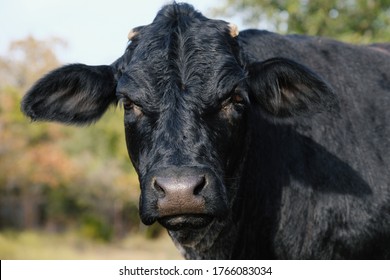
[0,230,182,260]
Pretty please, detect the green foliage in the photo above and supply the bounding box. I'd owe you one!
[0,36,66,89]
[0,230,182,259]
[215,0,390,43]
[80,214,113,242]
[0,36,148,240]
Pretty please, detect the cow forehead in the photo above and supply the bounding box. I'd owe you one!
[120,16,243,110]
[127,18,239,70]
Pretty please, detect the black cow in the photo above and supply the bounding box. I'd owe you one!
[21,3,390,259]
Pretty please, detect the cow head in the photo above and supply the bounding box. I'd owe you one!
[21,3,334,247]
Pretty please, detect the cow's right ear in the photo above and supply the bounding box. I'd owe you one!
[247,57,337,118]
[21,64,118,125]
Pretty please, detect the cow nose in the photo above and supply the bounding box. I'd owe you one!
[154,175,206,197]
[153,175,207,216]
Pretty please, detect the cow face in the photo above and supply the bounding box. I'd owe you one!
[115,9,248,232]
[21,4,335,245]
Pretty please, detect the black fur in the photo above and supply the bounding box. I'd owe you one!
[22,64,117,124]
[21,3,390,259]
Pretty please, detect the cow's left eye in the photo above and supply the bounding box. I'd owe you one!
[221,88,245,114]
[231,90,244,104]
[228,86,245,107]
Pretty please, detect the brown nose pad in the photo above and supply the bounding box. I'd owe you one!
[154,175,207,216]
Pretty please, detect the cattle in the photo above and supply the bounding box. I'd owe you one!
[21,3,390,259]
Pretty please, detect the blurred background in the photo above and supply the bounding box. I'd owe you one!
[0,0,389,259]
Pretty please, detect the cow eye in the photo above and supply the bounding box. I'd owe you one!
[231,91,244,104]
[220,88,245,113]
[119,97,142,116]
[230,88,244,105]
[120,97,134,110]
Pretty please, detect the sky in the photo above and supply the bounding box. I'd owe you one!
[0,0,243,65]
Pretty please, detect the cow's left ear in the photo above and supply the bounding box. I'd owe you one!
[247,58,337,118]
[22,64,118,125]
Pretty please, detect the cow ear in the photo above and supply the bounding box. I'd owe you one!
[21,64,117,125]
[247,58,336,118]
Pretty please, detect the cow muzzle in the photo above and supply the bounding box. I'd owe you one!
[139,167,228,230]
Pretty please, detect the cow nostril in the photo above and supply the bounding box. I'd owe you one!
[153,179,166,197]
[193,176,206,196]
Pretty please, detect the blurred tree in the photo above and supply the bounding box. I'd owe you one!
[0,36,148,239]
[0,36,66,89]
[215,0,390,43]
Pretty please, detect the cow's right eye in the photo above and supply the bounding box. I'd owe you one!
[120,97,143,117]
[121,98,134,110]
